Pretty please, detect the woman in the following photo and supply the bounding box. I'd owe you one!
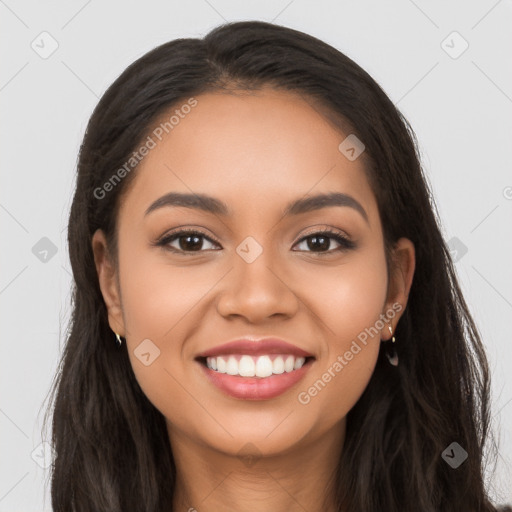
[44,20,507,511]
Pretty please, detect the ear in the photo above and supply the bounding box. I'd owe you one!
[381,237,415,340]
[91,229,126,336]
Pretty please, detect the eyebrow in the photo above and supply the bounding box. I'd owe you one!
[144,191,369,224]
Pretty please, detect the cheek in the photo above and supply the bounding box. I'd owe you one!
[118,235,217,343]
[305,246,389,347]
[116,238,224,414]
[295,247,388,417]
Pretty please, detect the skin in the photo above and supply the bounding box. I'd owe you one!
[92,87,415,512]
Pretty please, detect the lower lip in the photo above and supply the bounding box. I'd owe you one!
[197,358,314,400]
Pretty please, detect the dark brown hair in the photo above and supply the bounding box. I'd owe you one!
[44,20,505,511]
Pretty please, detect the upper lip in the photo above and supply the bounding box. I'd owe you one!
[195,338,315,359]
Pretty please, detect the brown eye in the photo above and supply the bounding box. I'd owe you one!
[293,230,355,253]
[157,230,220,253]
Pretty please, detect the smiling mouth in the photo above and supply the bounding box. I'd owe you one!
[195,354,316,379]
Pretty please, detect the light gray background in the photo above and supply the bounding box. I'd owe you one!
[1,1,511,510]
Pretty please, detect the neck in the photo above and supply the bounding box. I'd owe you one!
[168,421,345,512]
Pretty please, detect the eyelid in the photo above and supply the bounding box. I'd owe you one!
[297,225,351,241]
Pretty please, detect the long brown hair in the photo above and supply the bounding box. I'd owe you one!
[44,20,504,511]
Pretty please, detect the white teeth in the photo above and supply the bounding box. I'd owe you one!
[205,354,309,377]
[238,355,255,377]
[255,355,273,378]
[217,356,227,373]
[284,355,295,372]
[272,356,285,374]
[294,357,305,370]
[226,356,239,375]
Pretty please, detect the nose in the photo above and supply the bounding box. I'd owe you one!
[216,246,299,323]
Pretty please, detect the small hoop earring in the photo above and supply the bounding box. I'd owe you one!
[115,332,123,347]
[383,325,398,366]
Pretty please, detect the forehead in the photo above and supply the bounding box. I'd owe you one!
[118,88,377,225]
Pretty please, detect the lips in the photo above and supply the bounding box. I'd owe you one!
[194,338,316,400]
[195,337,315,359]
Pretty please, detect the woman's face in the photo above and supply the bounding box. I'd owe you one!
[93,87,414,459]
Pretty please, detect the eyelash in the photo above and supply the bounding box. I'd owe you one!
[154,228,356,255]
